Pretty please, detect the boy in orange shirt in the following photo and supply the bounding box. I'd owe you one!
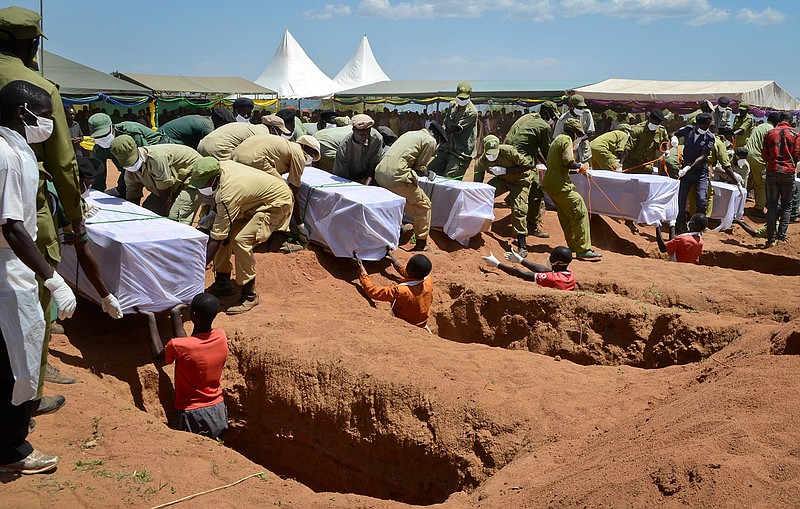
[355,250,433,330]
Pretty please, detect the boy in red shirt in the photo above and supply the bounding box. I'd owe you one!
[655,213,707,263]
[149,293,229,440]
[481,246,576,291]
[355,250,434,330]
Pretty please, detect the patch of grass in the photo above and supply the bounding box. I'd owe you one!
[81,417,103,450]
[74,459,104,471]
[37,477,64,494]
[132,468,153,484]
[645,283,662,299]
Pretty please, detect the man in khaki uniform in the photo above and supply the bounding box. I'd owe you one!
[589,124,632,171]
[197,122,270,161]
[429,82,477,178]
[333,113,384,184]
[193,159,294,314]
[0,6,83,412]
[732,101,754,149]
[110,136,202,219]
[375,122,447,252]
[619,110,669,174]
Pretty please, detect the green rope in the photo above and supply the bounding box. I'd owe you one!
[86,216,167,225]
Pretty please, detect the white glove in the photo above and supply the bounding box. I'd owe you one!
[427,170,436,181]
[503,248,526,264]
[101,294,123,319]
[481,252,500,267]
[535,164,547,172]
[671,136,679,148]
[678,165,691,178]
[614,165,623,173]
[44,272,77,321]
[734,173,744,187]
[197,210,216,230]
[488,166,507,176]
[297,222,309,243]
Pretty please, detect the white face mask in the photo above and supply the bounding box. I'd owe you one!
[94,131,115,149]
[647,122,659,132]
[325,123,336,129]
[235,114,249,123]
[737,158,747,168]
[485,153,499,162]
[572,108,584,117]
[81,185,91,199]
[281,133,292,140]
[456,98,469,107]
[305,155,313,166]
[124,155,143,173]
[724,140,732,148]
[697,128,709,135]
[198,186,214,196]
[22,104,54,144]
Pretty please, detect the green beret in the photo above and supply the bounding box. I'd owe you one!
[110,135,139,167]
[189,157,221,188]
[0,6,45,41]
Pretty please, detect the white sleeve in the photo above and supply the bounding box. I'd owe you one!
[0,150,25,225]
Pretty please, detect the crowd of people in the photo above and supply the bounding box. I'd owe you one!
[2,4,799,477]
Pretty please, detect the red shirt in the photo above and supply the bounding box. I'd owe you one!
[762,122,800,173]
[665,232,704,263]
[165,329,228,411]
[533,271,575,291]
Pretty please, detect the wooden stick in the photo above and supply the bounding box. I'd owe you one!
[150,472,264,509]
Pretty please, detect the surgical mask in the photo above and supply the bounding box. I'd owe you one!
[697,128,709,135]
[22,104,54,143]
[81,186,91,199]
[737,158,747,168]
[572,108,584,117]
[724,140,732,148]
[94,131,115,149]
[198,186,214,196]
[305,155,313,166]
[281,133,292,140]
[236,114,249,123]
[647,122,659,132]
[325,123,336,129]
[485,153,498,162]
[456,98,469,107]
[124,155,143,172]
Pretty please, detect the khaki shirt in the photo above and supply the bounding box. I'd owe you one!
[542,134,575,195]
[313,126,353,171]
[438,100,478,159]
[374,129,437,186]
[623,122,669,168]
[473,144,532,183]
[197,123,270,160]
[708,136,732,169]
[0,53,81,220]
[210,161,293,241]
[332,129,384,182]
[231,134,306,187]
[124,144,202,203]
[732,113,755,149]
[504,113,552,163]
[590,130,629,166]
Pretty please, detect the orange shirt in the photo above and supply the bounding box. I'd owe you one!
[359,269,433,328]
[165,329,228,411]
[665,232,704,263]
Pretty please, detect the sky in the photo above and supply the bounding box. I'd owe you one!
[15,0,800,97]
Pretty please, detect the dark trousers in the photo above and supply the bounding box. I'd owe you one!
[766,172,795,242]
[0,328,35,464]
[677,167,709,230]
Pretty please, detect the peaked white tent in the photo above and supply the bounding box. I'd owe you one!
[255,29,338,99]
[333,36,390,91]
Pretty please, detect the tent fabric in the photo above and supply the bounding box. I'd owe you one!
[335,79,582,100]
[118,73,274,96]
[255,30,339,99]
[40,51,150,96]
[574,79,800,111]
[333,36,390,91]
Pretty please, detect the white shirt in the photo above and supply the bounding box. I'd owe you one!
[0,126,39,248]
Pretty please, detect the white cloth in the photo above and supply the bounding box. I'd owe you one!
[294,167,404,261]
[416,176,495,246]
[0,127,46,405]
[57,191,206,313]
[710,180,746,231]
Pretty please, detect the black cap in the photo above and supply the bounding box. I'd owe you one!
[276,108,296,122]
[649,109,665,122]
[696,113,713,125]
[717,96,731,106]
[76,156,104,181]
[211,106,235,128]
[428,121,447,142]
[233,97,254,110]
[320,110,337,121]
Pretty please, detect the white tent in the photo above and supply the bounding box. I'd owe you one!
[574,79,800,111]
[333,35,390,91]
[255,29,338,99]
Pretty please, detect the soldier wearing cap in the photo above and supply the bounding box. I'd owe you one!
[732,101,754,148]
[232,97,254,123]
[88,112,174,194]
[503,101,560,238]
[261,114,292,138]
[197,121,270,161]
[474,135,535,256]
[375,122,447,252]
[312,119,353,172]
[332,113,384,184]
[110,135,202,219]
[158,114,215,150]
[542,117,602,261]
[0,5,84,416]
[428,82,478,179]
[619,109,669,175]
[589,123,633,171]
[553,94,595,164]
[193,158,294,314]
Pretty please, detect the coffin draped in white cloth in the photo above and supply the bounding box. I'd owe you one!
[57,191,207,314]
[416,176,495,245]
[296,167,405,260]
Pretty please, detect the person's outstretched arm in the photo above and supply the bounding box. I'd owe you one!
[73,242,122,319]
[655,225,668,253]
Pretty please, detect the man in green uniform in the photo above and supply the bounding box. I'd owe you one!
[589,124,632,171]
[619,110,669,174]
[473,135,534,256]
[732,101,754,149]
[744,111,779,215]
[157,114,214,150]
[503,101,559,238]
[332,113,384,184]
[542,118,602,261]
[0,6,84,413]
[375,122,447,252]
[110,136,202,221]
[428,82,477,179]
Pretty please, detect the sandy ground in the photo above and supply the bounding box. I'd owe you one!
[3,164,800,508]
